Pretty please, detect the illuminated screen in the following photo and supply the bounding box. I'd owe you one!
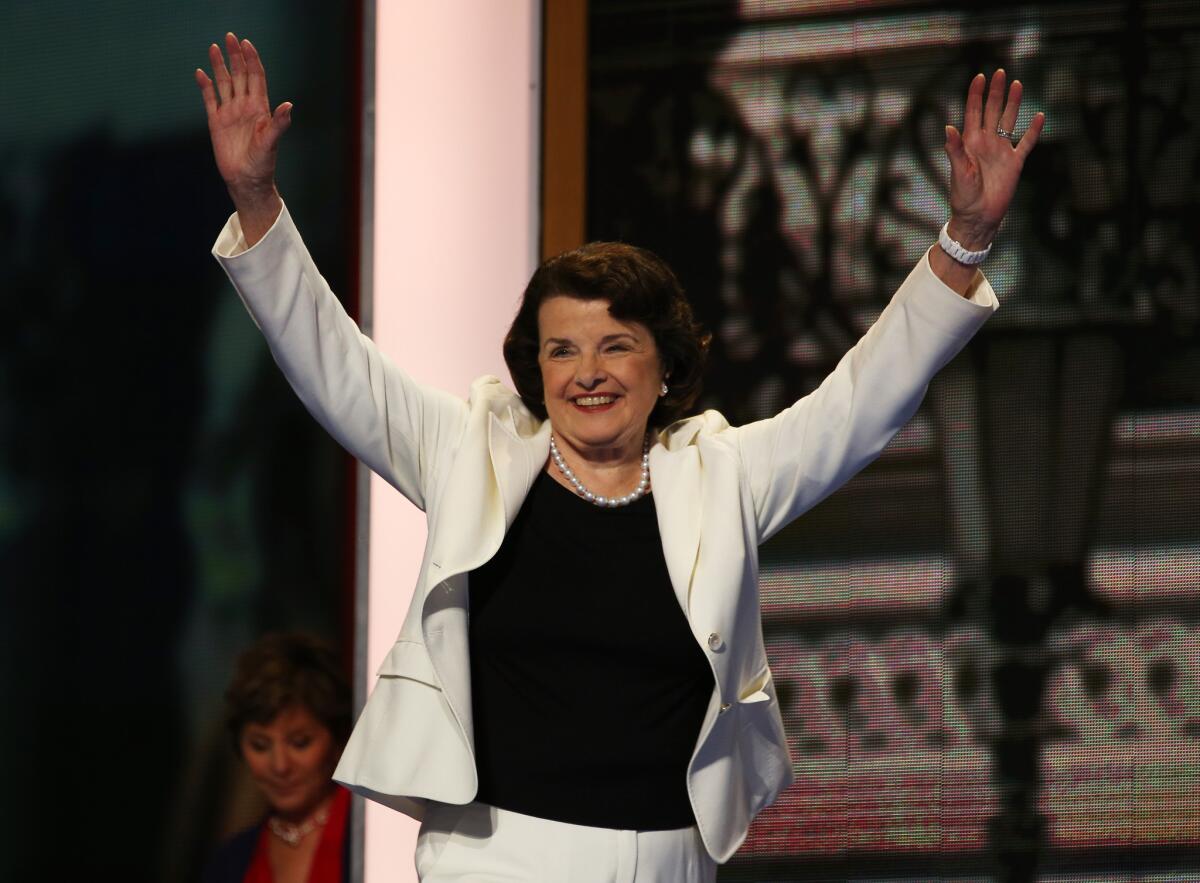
[589,1,1200,879]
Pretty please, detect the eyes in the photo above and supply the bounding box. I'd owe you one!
[547,342,632,359]
[245,733,316,753]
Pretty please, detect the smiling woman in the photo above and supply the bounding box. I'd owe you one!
[502,241,711,502]
[204,633,353,883]
[538,299,661,500]
[503,241,711,430]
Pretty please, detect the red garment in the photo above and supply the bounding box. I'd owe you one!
[244,786,351,883]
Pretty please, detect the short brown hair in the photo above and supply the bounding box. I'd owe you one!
[224,632,352,752]
[503,242,710,427]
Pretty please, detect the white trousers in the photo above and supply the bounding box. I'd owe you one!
[415,802,718,883]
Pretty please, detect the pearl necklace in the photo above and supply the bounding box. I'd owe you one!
[549,433,651,507]
[267,806,329,847]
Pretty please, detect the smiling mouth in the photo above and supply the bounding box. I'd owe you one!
[573,394,618,407]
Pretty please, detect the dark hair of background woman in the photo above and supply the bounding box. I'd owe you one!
[503,241,711,427]
[224,632,352,751]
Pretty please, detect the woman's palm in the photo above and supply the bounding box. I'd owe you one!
[945,70,1044,244]
[195,33,291,192]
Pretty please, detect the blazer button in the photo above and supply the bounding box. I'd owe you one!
[707,632,724,652]
[719,702,731,713]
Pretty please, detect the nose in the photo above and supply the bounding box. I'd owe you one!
[575,351,606,388]
[269,746,293,777]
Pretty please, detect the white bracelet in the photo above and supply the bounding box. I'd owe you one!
[938,222,992,266]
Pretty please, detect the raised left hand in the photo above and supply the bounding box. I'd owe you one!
[944,69,1045,249]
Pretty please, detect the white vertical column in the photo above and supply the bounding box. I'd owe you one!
[367,3,541,881]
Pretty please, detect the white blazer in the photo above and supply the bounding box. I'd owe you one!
[214,204,997,862]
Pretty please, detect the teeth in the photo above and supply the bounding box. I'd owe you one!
[575,395,615,406]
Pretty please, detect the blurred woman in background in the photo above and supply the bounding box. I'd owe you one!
[203,632,353,883]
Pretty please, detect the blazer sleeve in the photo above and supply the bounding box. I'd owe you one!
[211,203,468,511]
[732,248,998,543]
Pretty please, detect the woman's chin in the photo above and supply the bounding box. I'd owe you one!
[557,417,646,451]
[568,431,629,453]
[267,789,316,818]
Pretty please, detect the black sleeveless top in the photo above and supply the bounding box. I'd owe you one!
[468,470,714,830]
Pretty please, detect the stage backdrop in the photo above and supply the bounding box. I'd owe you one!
[363,3,541,882]
[588,0,1200,880]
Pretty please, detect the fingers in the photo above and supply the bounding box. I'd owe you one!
[943,125,979,192]
[963,73,985,133]
[273,101,294,139]
[195,69,218,120]
[225,32,248,100]
[206,33,267,112]
[944,125,965,163]
[998,79,1023,135]
[259,101,294,153]
[208,42,232,105]
[243,38,269,101]
[983,68,1007,130]
[1015,111,1046,161]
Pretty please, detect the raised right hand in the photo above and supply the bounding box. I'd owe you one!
[195,33,291,210]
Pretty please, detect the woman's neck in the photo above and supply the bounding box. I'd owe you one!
[546,429,651,498]
[273,783,336,826]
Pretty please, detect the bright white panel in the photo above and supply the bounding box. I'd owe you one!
[367,3,540,882]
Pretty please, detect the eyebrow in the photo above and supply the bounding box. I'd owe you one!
[542,333,639,347]
[243,722,315,735]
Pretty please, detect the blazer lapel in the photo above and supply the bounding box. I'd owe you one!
[487,410,551,533]
[421,406,549,757]
[424,409,549,582]
[649,441,702,617]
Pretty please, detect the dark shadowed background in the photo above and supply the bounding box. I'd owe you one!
[0,2,356,879]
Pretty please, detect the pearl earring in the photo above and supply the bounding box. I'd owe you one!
[660,381,669,397]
